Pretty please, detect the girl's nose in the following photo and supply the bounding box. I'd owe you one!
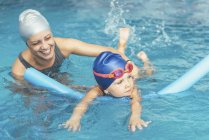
[124,79,131,88]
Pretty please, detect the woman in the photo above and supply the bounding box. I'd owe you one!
[12,9,132,80]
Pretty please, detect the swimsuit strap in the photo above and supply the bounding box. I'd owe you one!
[18,44,65,75]
[18,53,32,69]
[54,44,65,66]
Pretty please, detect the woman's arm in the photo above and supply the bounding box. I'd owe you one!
[64,86,102,132]
[129,87,151,132]
[54,37,129,61]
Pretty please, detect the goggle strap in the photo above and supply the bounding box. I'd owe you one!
[93,71,111,78]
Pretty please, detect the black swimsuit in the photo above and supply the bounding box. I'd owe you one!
[18,45,65,76]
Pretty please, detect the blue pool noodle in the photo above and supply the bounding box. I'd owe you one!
[158,54,209,95]
[24,53,209,99]
[24,67,128,101]
[24,68,84,99]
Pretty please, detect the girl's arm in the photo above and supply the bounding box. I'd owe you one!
[64,86,102,132]
[129,87,151,132]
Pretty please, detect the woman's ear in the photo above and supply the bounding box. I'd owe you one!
[26,41,30,48]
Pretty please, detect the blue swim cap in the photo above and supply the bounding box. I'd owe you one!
[93,51,126,90]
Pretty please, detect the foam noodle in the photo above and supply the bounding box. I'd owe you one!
[158,54,209,94]
[24,68,83,99]
[25,53,209,101]
[24,68,130,101]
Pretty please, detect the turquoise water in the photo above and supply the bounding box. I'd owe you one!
[1,0,209,139]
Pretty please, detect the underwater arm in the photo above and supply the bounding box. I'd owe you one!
[64,86,102,132]
[129,87,151,132]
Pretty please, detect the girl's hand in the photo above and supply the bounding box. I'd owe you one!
[63,117,81,132]
[128,115,151,132]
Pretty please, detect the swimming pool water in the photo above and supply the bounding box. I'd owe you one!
[1,0,209,139]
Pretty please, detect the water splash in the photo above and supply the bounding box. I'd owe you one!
[104,0,127,35]
[152,21,172,47]
[104,0,142,56]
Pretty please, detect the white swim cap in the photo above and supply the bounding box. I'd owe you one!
[19,9,50,42]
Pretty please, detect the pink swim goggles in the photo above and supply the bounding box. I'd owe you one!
[93,63,133,79]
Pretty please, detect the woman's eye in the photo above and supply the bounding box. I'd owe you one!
[32,41,40,46]
[45,36,51,40]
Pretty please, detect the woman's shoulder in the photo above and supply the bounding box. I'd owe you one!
[54,37,74,56]
[12,56,26,80]
[12,48,32,77]
[54,37,82,46]
[54,37,85,57]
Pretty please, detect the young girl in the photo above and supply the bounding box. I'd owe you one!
[63,28,154,132]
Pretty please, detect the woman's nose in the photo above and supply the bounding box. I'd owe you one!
[41,40,48,49]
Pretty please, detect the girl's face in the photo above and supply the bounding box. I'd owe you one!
[27,29,55,61]
[106,73,135,97]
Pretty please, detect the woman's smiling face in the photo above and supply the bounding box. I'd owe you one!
[27,29,55,60]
